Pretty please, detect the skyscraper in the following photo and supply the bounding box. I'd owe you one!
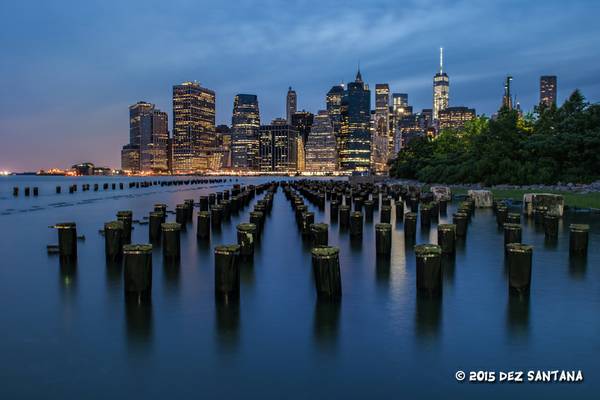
[305,111,337,172]
[540,75,557,108]
[433,47,449,121]
[291,111,314,145]
[339,69,371,172]
[502,75,513,110]
[286,87,297,124]
[120,101,169,173]
[373,84,391,172]
[259,118,299,172]
[172,81,216,173]
[231,94,260,170]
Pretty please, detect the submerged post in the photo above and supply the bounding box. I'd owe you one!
[310,223,329,247]
[197,211,210,240]
[311,246,341,301]
[214,244,240,302]
[437,224,456,255]
[415,244,442,296]
[149,211,164,243]
[117,211,133,244]
[349,211,363,237]
[506,243,533,294]
[236,223,256,260]
[104,220,124,262]
[404,212,417,240]
[375,223,392,255]
[161,222,181,260]
[569,224,589,256]
[55,222,78,261]
[123,244,153,301]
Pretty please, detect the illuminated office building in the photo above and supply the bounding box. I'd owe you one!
[231,94,260,170]
[172,81,216,173]
[339,69,371,171]
[305,111,337,172]
[286,87,297,124]
[291,111,314,145]
[502,75,513,110]
[438,106,476,130]
[373,84,391,172]
[259,118,299,172]
[540,75,557,108]
[120,101,169,173]
[433,48,449,121]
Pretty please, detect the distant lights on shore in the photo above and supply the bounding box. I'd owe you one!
[0,170,12,176]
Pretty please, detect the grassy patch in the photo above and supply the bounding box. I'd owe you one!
[450,188,600,209]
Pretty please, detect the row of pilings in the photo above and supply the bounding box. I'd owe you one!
[13,177,232,197]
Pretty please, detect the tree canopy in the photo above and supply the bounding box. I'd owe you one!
[389,90,600,185]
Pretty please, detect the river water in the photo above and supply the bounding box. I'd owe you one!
[0,176,598,399]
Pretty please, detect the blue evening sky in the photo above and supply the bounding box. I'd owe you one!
[1,0,599,170]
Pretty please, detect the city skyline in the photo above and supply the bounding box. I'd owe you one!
[2,0,600,171]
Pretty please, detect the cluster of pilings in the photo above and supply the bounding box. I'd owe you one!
[286,179,538,301]
[282,182,341,301]
[13,177,232,197]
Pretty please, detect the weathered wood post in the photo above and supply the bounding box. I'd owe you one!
[123,244,153,301]
[196,211,210,240]
[420,204,431,228]
[149,211,164,243]
[330,201,339,223]
[543,214,559,238]
[504,223,522,250]
[437,224,456,255]
[161,222,181,260]
[339,205,350,229]
[55,222,78,261]
[380,205,391,223]
[415,244,442,296]
[311,246,341,301]
[506,243,533,294]
[364,200,374,221]
[404,212,417,240]
[310,223,329,247]
[301,212,315,237]
[117,211,133,244]
[349,211,363,238]
[236,222,256,260]
[211,205,223,229]
[569,224,589,256]
[214,244,240,302]
[375,223,392,255]
[104,221,124,261]
[395,200,404,223]
[452,212,468,238]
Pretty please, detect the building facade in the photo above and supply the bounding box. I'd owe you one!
[540,75,557,108]
[438,106,476,130]
[291,111,314,145]
[231,94,260,170]
[121,101,169,173]
[305,111,337,172]
[259,119,299,172]
[433,48,449,121]
[339,70,371,172]
[172,81,216,173]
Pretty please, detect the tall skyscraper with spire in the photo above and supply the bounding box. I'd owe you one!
[433,47,449,121]
[286,87,297,124]
[502,75,513,110]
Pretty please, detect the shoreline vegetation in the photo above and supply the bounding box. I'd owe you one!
[389,90,600,190]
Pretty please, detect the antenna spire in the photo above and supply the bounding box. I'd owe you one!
[439,47,444,73]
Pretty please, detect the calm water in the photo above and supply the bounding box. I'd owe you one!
[0,176,599,399]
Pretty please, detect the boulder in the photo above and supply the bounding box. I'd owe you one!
[430,186,452,202]
[468,190,493,208]
[523,193,564,216]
